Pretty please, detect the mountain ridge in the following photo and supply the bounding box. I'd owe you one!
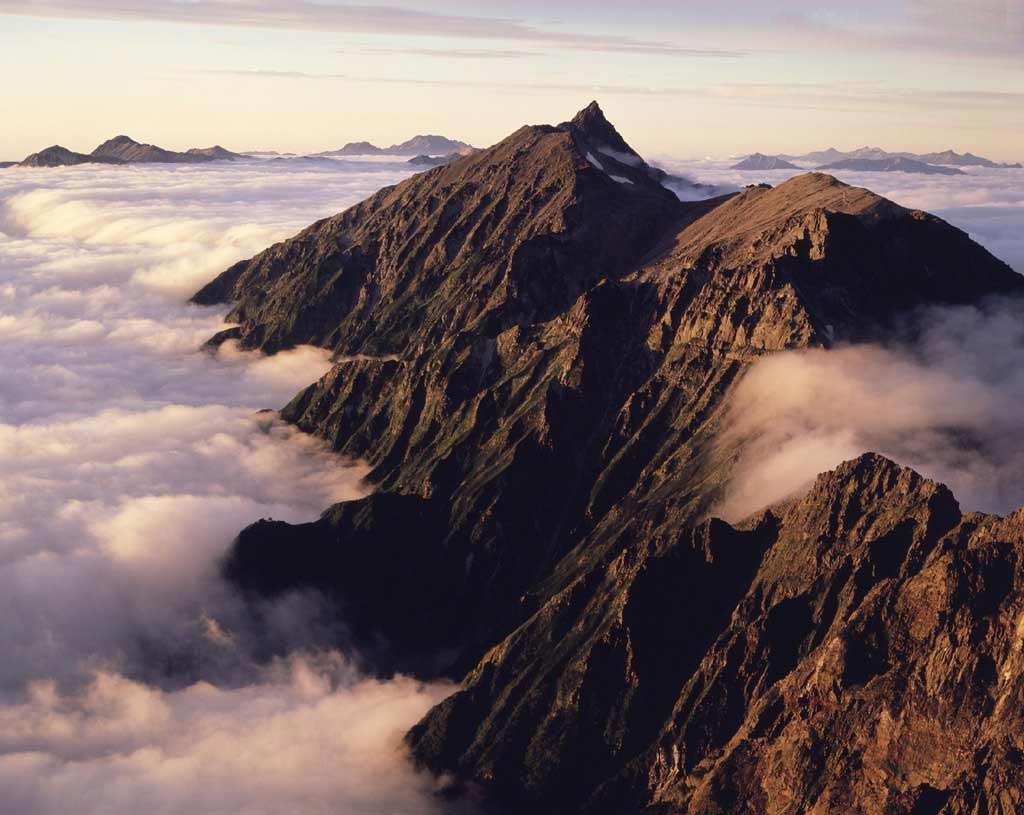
[192,102,1024,813]
[817,156,966,175]
[316,134,475,157]
[7,136,248,167]
[774,145,1021,169]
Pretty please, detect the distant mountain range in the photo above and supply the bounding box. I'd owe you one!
[818,156,965,175]
[316,134,475,157]
[776,146,1020,169]
[731,152,800,170]
[406,152,467,168]
[8,136,248,168]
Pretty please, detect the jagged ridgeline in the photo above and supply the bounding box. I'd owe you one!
[192,103,1024,813]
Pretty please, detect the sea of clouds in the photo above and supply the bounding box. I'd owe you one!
[2,149,1022,812]
[659,159,1024,521]
[0,157,464,813]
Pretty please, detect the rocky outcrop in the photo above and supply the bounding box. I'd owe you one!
[194,102,1024,813]
[411,454,1024,815]
[783,146,1021,169]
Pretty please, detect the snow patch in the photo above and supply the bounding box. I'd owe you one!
[586,152,605,171]
[600,147,643,167]
[610,175,634,185]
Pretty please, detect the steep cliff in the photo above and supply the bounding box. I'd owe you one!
[410,455,1024,815]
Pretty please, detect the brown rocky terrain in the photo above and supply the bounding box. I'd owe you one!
[194,103,1024,813]
[817,156,965,176]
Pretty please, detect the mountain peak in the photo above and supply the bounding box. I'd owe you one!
[94,135,140,150]
[571,99,605,125]
[565,100,635,156]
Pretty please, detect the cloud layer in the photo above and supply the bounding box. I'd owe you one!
[0,158,460,812]
[716,297,1024,522]
[0,654,455,815]
[3,148,1020,812]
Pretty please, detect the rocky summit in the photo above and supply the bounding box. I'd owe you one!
[194,103,1024,813]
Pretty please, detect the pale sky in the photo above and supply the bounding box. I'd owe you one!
[1,0,1021,161]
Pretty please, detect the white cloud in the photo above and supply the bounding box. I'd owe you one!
[0,654,455,815]
[0,159,457,812]
[716,297,1024,521]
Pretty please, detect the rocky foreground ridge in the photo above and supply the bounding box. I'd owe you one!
[193,103,1024,813]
